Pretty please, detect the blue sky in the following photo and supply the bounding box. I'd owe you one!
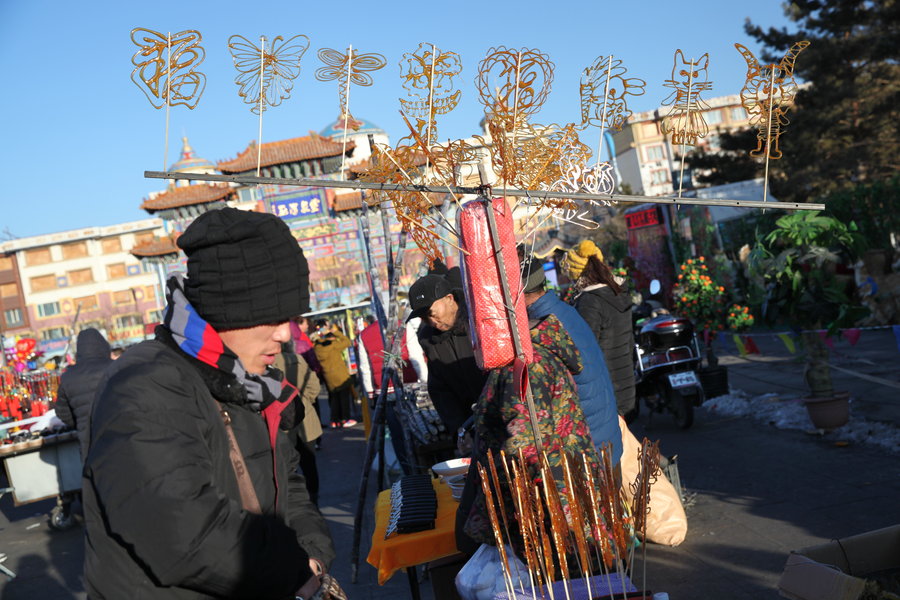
[0,0,793,239]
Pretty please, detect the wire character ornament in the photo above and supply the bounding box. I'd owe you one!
[399,42,462,146]
[580,55,646,169]
[735,41,810,204]
[661,51,713,198]
[228,34,310,175]
[130,28,206,171]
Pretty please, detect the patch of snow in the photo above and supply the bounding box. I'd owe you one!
[704,390,900,454]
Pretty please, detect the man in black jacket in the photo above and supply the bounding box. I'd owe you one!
[54,328,112,460]
[83,208,334,599]
[408,272,487,435]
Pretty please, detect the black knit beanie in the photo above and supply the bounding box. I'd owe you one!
[176,207,310,329]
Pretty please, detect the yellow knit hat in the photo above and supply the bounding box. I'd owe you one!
[565,239,604,279]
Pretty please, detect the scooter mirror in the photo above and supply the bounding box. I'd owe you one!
[649,279,661,296]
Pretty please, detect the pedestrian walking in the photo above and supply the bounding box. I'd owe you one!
[312,320,357,428]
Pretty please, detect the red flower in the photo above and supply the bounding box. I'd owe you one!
[555,414,574,438]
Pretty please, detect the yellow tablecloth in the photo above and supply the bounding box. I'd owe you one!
[366,478,460,585]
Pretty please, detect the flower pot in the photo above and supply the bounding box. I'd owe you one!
[803,390,850,430]
[699,365,729,399]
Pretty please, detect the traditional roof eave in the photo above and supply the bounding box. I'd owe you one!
[141,183,235,213]
[217,135,356,174]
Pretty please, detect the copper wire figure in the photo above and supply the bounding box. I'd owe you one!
[735,41,809,160]
[227,34,309,114]
[130,28,206,110]
[316,47,387,127]
[400,42,462,142]
[661,51,713,146]
[580,55,646,132]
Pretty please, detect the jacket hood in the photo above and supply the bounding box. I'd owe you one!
[76,329,112,362]
[582,284,632,313]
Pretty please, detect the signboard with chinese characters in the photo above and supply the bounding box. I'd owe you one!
[625,206,662,229]
[267,187,326,220]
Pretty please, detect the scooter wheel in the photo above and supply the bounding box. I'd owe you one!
[49,506,75,531]
[673,394,695,429]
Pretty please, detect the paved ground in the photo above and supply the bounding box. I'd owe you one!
[1,339,898,598]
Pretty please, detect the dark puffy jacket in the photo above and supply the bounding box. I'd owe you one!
[54,328,111,458]
[574,284,636,416]
[527,292,622,465]
[83,328,335,599]
[417,298,488,434]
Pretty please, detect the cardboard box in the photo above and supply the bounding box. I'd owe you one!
[778,524,900,600]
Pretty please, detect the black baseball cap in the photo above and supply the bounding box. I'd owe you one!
[407,274,453,321]
[521,256,547,293]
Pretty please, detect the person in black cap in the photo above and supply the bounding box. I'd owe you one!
[82,207,334,600]
[408,270,487,436]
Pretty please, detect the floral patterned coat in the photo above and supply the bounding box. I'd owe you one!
[460,314,600,549]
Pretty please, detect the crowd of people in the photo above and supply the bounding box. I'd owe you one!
[46,207,637,598]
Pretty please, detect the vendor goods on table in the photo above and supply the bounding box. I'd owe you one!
[385,474,438,539]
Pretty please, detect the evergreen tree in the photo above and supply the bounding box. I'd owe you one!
[744,0,900,202]
[684,128,763,186]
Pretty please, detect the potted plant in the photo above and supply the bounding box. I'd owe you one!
[748,212,867,429]
[672,256,731,398]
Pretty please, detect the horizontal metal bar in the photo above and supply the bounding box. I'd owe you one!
[144,170,824,211]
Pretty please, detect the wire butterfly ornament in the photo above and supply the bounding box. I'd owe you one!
[130,28,206,171]
[227,34,310,115]
[131,28,206,109]
[228,34,309,176]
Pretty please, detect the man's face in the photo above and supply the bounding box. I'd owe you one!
[218,321,291,375]
[427,294,458,331]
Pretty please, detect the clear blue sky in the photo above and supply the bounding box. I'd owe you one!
[0,0,793,239]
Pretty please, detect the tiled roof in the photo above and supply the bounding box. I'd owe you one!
[141,184,234,212]
[130,237,179,257]
[217,135,355,173]
[333,191,365,212]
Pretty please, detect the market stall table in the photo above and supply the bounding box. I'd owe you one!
[367,477,461,598]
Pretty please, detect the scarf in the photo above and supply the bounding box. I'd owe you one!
[163,275,282,409]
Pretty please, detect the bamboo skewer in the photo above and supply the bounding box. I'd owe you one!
[477,462,516,599]
[487,450,527,595]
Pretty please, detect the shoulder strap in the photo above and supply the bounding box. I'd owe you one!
[217,404,262,514]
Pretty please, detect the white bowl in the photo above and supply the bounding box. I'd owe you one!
[432,457,471,477]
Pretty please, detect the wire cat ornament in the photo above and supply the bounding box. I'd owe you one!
[130,28,206,109]
[660,51,713,146]
[735,41,810,160]
[227,34,310,114]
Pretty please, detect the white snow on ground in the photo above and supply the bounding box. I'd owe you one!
[704,390,900,454]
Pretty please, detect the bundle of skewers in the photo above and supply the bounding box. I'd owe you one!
[476,439,661,600]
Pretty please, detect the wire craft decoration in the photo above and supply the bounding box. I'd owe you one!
[399,42,463,144]
[227,34,310,114]
[316,47,387,128]
[660,51,713,147]
[130,28,206,110]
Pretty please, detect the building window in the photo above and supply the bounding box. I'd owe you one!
[0,256,13,271]
[4,308,23,328]
[142,261,156,274]
[645,145,665,162]
[25,248,52,266]
[115,314,142,328]
[102,237,123,254]
[650,169,669,185]
[41,327,67,341]
[68,268,94,285]
[113,290,134,305]
[353,272,369,286]
[0,282,16,298]
[61,241,89,260]
[706,109,723,125]
[148,309,163,323]
[318,277,341,291]
[730,106,747,121]
[37,301,61,318]
[107,263,127,279]
[30,274,57,292]
[74,295,99,310]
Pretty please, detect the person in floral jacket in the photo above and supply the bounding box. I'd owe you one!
[456,313,601,554]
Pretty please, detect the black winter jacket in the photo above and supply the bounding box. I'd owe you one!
[83,328,335,599]
[54,328,111,459]
[574,284,637,416]
[417,298,487,434]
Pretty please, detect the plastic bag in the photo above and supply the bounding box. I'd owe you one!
[455,543,529,600]
[618,416,688,546]
[458,197,533,370]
